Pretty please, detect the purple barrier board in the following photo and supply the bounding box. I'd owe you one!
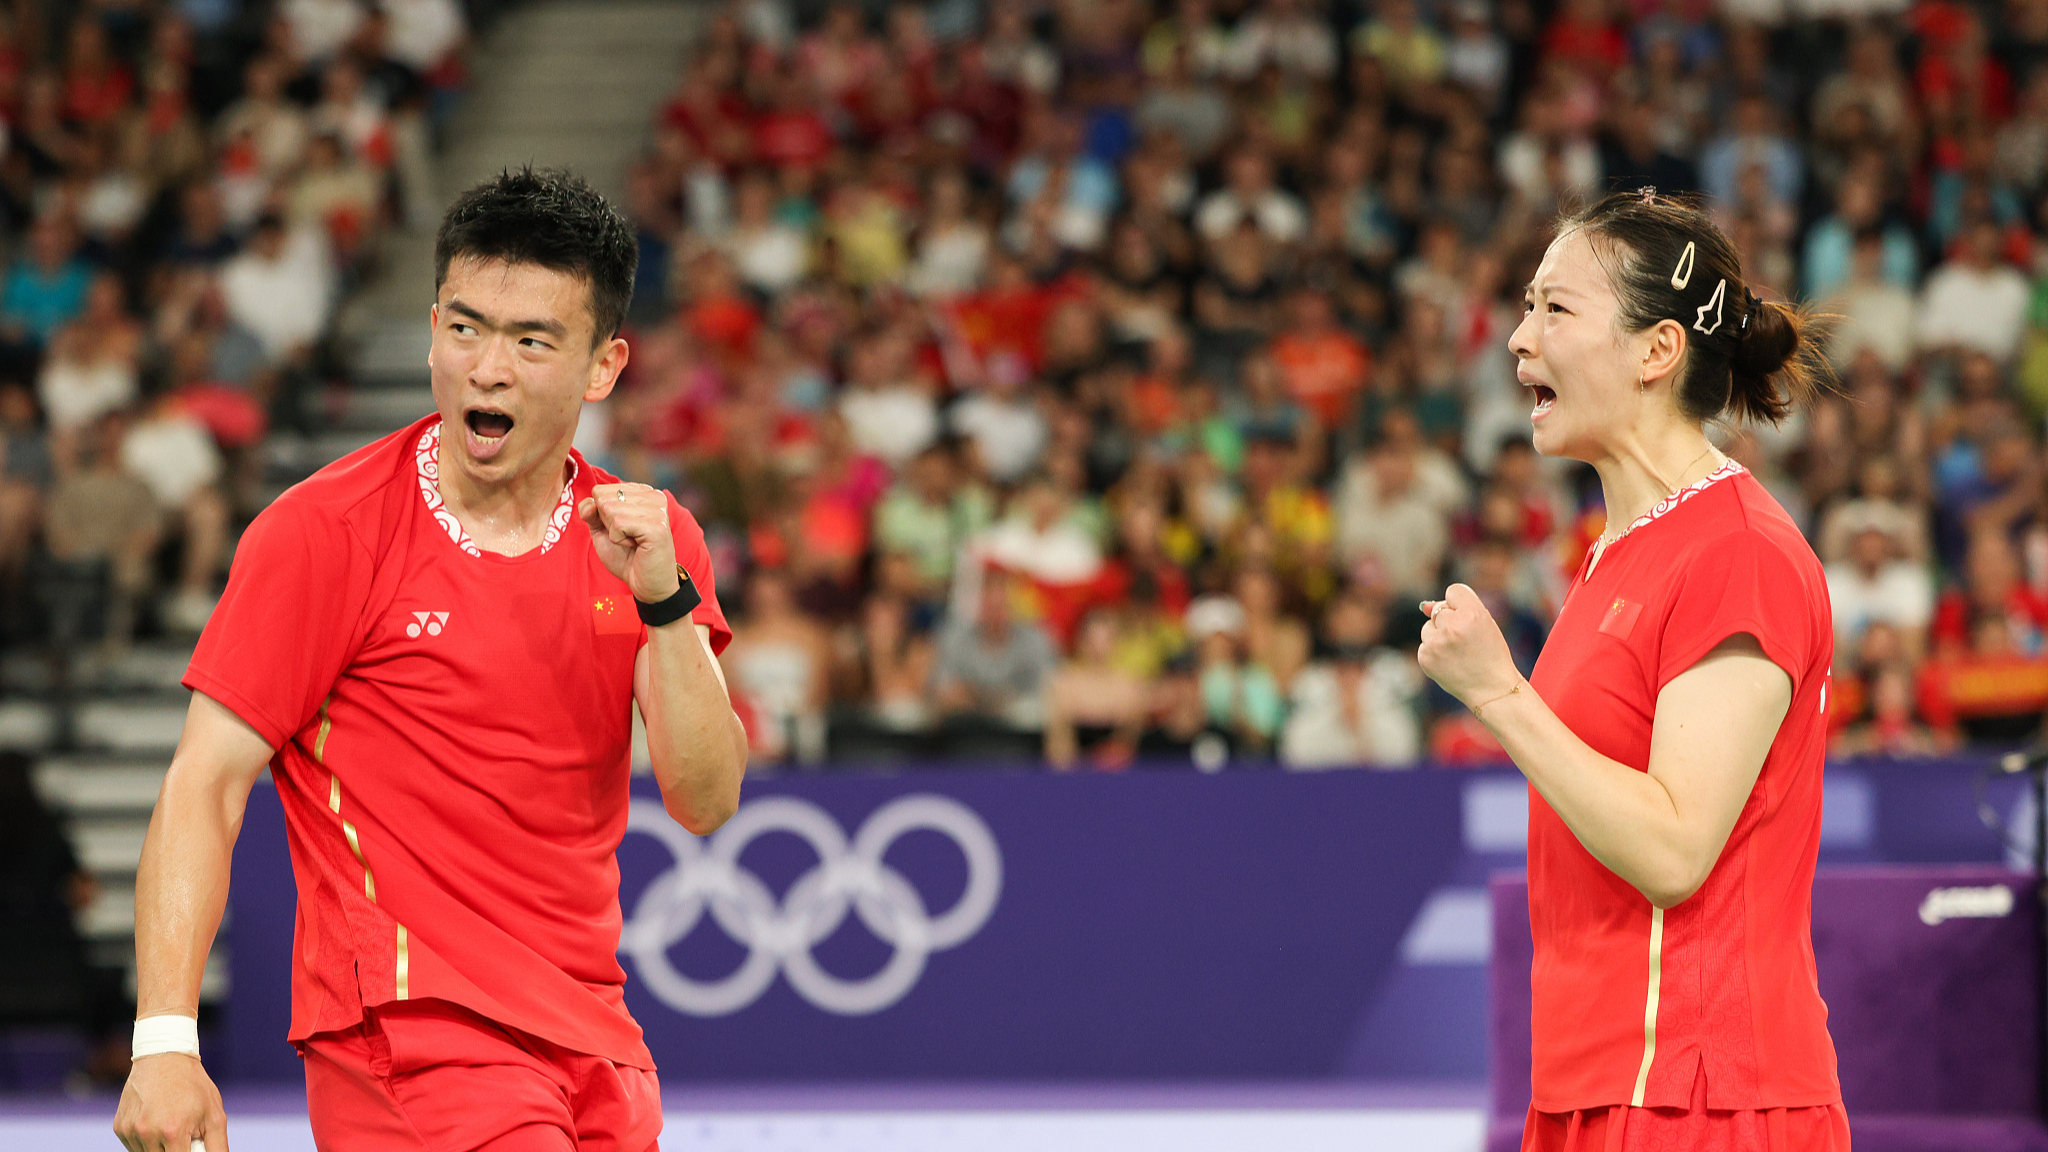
[1489,865,2046,1152]
[227,769,1469,1081]
[222,757,2039,1092]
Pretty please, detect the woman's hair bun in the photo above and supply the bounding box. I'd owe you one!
[1726,298,1809,425]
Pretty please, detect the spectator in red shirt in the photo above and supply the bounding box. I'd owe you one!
[1539,0,1626,80]
[1916,12,2013,126]
[753,66,837,173]
[1270,285,1372,427]
[796,0,887,111]
[884,1,939,94]
[679,250,764,364]
[1835,660,1956,757]
[1930,529,2048,654]
[662,62,754,170]
[1916,605,2048,739]
[944,250,1067,379]
[1488,436,1562,547]
[61,20,132,127]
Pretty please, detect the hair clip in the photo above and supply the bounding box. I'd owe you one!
[1692,278,1727,336]
[1670,241,1696,290]
[1637,186,1658,204]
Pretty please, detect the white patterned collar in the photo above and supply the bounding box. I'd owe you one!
[1610,457,1747,544]
[1583,458,1747,580]
[413,419,578,558]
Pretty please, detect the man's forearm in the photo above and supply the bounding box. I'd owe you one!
[643,622,747,835]
[134,769,247,1018]
[120,692,270,1152]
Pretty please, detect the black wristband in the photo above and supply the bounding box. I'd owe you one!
[636,565,702,628]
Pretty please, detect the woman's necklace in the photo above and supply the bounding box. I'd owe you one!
[1597,444,1719,550]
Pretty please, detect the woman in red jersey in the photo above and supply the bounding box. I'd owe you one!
[1419,191,1849,1151]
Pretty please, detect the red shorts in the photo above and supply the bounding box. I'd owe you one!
[1522,1066,1851,1152]
[300,999,662,1152]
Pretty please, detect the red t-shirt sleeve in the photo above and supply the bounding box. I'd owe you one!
[1655,528,1815,696]
[666,494,731,655]
[182,496,371,749]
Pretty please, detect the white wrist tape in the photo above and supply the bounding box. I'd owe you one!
[132,1014,201,1060]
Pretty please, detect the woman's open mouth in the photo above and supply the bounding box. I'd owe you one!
[1530,384,1556,419]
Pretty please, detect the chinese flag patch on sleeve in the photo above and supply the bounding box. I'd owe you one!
[1598,596,1643,639]
[592,594,640,636]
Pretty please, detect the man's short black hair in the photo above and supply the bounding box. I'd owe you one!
[434,167,637,345]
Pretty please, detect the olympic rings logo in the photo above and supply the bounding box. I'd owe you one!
[618,794,1003,1017]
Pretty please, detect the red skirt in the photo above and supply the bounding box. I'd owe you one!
[1522,1067,1851,1152]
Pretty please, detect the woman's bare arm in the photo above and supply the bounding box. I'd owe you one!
[1482,633,1792,907]
[1419,582,1794,909]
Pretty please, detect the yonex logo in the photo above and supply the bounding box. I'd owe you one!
[406,611,450,638]
[619,794,1002,1016]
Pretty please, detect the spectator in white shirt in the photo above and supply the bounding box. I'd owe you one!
[380,0,467,73]
[979,0,1060,97]
[215,55,309,180]
[836,328,939,466]
[1825,511,1934,659]
[907,168,990,300]
[973,478,1103,587]
[1496,92,1601,213]
[280,0,366,66]
[1334,442,1451,600]
[1135,42,1236,161]
[39,275,141,439]
[1823,229,1916,372]
[1196,148,1306,245]
[1917,220,2031,362]
[218,215,336,365]
[949,373,1047,484]
[1282,593,1423,768]
[122,393,229,633]
[1442,0,1508,110]
[724,169,810,297]
[1816,453,1930,567]
[1225,0,1338,81]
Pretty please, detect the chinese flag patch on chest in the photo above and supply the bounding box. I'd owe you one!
[592,594,640,636]
[1599,596,1643,639]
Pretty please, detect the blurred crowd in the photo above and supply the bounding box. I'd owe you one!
[10,0,2048,773]
[0,0,463,660]
[583,0,2048,771]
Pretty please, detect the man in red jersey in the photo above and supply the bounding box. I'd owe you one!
[114,168,748,1152]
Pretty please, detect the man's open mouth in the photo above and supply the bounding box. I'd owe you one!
[466,409,514,440]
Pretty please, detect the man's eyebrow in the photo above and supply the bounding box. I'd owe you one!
[444,299,569,338]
